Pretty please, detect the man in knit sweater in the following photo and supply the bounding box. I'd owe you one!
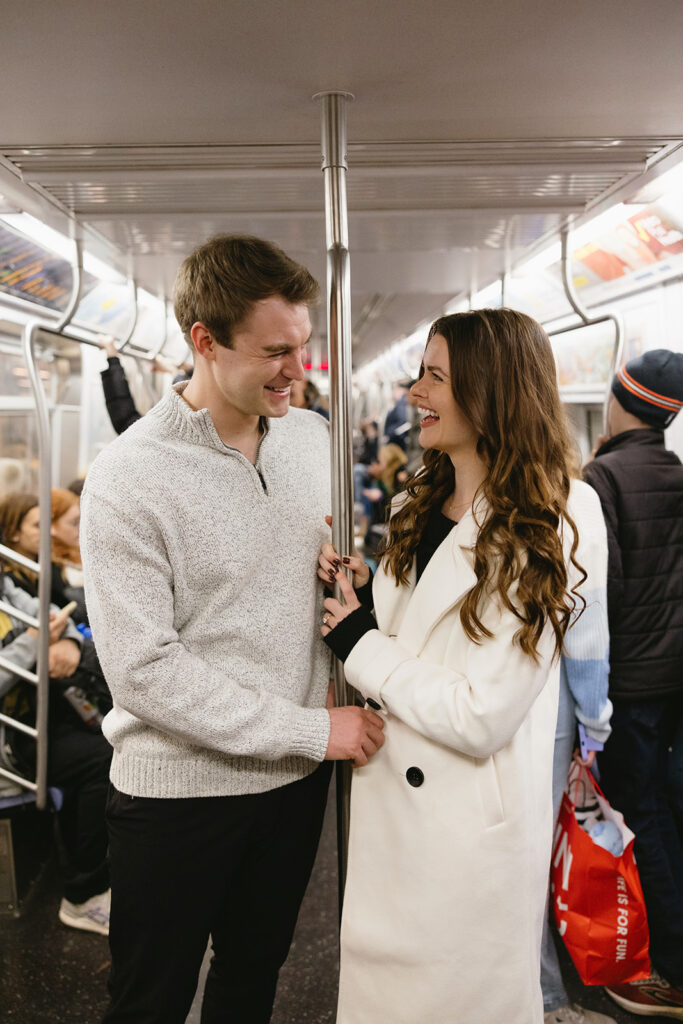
[80,235,384,1024]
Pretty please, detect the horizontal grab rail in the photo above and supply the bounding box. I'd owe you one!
[0,544,40,575]
[0,600,39,630]
[0,655,38,686]
[0,712,38,739]
[0,765,38,791]
[546,313,618,338]
[29,321,159,363]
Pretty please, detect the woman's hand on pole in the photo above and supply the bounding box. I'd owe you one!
[321,569,361,636]
[318,516,370,591]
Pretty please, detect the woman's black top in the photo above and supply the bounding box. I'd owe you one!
[415,508,456,583]
[325,507,456,663]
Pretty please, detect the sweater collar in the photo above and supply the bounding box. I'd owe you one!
[594,427,665,458]
[154,382,271,454]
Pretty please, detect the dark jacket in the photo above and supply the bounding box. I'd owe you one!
[383,395,409,450]
[101,356,141,435]
[583,428,683,700]
[7,565,88,627]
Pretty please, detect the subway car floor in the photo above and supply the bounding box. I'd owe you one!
[1,777,641,1024]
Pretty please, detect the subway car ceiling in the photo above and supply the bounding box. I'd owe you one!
[1,0,683,368]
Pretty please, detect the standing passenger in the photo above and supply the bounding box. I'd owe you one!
[382,379,411,449]
[541,495,615,1024]
[583,350,683,1018]
[80,234,384,1024]
[319,309,597,1024]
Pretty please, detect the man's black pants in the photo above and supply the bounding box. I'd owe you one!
[600,695,683,988]
[102,761,332,1024]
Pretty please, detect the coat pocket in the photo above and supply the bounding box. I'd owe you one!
[474,753,506,829]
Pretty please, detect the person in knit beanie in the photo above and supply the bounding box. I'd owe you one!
[583,348,683,1015]
[609,348,683,429]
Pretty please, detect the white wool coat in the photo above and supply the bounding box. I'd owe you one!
[336,483,599,1024]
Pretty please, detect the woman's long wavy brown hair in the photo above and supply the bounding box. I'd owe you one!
[381,308,584,661]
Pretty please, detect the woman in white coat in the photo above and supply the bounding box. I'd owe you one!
[320,309,597,1024]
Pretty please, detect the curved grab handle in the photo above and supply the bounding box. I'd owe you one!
[115,279,139,354]
[55,236,83,333]
[548,225,624,415]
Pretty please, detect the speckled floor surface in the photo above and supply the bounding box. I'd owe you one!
[1,779,644,1024]
[0,781,339,1024]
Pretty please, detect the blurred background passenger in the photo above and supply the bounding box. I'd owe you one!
[289,378,308,409]
[541,490,614,1024]
[382,379,411,450]
[352,419,379,520]
[357,418,379,466]
[583,350,683,1016]
[0,491,87,626]
[290,377,329,418]
[0,457,27,497]
[50,489,87,624]
[361,442,407,559]
[100,338,142,435]
[67,478,86,498]
[0,565,111,934]
[99,336,193,435]
[314,390,330,418]
[402,380,425,476]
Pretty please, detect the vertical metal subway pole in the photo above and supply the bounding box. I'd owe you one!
[316,89,355,912]
[22,320,52,811]
[22,237,83,809]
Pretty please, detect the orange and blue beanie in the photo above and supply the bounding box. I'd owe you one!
[612,349,683,428]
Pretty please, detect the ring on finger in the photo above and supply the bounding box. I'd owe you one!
[322,613,330,626]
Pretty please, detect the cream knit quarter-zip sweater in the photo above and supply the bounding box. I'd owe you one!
[80,383,332,799]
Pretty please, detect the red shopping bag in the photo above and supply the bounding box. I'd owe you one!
[551,763,650,985]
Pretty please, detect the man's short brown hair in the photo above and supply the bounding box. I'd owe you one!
[173,234,319,348]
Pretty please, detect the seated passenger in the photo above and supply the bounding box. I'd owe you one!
[50,488,87,620]
[361,442,408,557]
[0,567,111,934]
[0,492,87,626]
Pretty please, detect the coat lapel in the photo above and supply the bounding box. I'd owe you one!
[374,506,481,654]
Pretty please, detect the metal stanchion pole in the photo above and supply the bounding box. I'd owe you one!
[22,237,83,809]
[315,89,355,914]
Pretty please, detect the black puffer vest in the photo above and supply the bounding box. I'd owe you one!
[583,429,683,700]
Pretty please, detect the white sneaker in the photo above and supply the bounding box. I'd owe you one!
[58,888,110,935]
[545,1007,617,1024]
